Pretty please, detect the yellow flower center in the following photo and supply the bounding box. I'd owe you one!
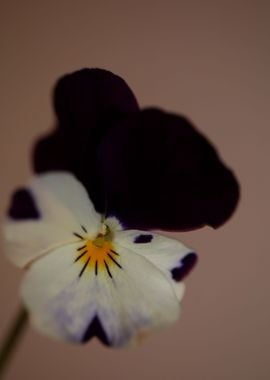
[74,224,122,278]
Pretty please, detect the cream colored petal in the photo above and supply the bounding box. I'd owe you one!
[21,244,98,343]
[21,241,181,347]
[29,172,100,235]
[96,244,181,347]
[3,172,101,267]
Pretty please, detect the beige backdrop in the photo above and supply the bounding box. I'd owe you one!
[0,1,269,379]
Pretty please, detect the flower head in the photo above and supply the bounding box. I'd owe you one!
[3,68,239,347]
[4,172,197,347]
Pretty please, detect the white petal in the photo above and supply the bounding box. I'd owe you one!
[114,230,197,301]
[21,241,181,347]
[96,245,181,347]
[21,244,98,343]
[28,172,100,235]
[3,172,101,267]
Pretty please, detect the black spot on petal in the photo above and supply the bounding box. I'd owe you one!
[171,252,198,282]
[134,234,153,244]
[8,189,40,220]
[82,315,110,346]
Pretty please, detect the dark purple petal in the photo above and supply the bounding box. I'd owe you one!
[33,68,139,192]
[171,253,198,282]
[33,69,239,231]
[53,68,139,130]
[82,315,109,346]
[33,69,139,212]
[97,108,240,231]
[34,127,106,213]
[8,189,40,220]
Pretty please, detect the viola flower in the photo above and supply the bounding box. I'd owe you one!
[4,172,197,347]
[2,68,239,348]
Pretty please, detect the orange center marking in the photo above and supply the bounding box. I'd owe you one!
[75,225,122,278]
[79,240,113,272]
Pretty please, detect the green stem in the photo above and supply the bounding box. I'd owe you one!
[0,307,28,378]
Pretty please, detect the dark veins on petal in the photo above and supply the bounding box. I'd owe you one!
[82,315,110,346]
[33,68,239,231]
[171,253,198,282]
[97,108,240,231]
[8,188,40,220]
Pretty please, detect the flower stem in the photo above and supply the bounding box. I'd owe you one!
[0,307,28,378]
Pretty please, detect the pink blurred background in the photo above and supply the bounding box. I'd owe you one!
[0,1,269,379]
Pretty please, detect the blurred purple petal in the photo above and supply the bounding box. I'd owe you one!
[33,69,239,231]
[33,69,139,212]
[53,68,139,129]
[97,108,240,231]
[33,68,139,174]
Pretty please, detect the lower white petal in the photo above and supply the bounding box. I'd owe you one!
[96,245,180,347]
[21,240,181,347]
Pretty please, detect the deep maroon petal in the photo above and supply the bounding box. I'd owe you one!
[53,68,139,129]
[33,69,139,212]
[33,68,139,173]
[97,108,240,231]
[33,69,239,231]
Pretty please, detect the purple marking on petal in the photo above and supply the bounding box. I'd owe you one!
[8,188,40,220]
[82,315,110,346]
[171,253,198,282]
[134,234,153,244]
